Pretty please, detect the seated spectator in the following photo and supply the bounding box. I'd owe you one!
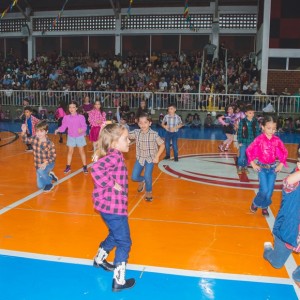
[204,112,214,128]
[184,113,193,127]
[191,113,201,128]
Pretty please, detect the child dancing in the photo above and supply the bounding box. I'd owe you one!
[91,123,135,292]
[246,116,288,217]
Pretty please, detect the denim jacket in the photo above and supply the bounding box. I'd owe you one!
[273,183,300,248]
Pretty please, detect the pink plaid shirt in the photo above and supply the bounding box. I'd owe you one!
[91,148,128,216]
[88,109,106,128]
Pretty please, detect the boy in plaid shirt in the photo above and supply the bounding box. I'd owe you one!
[21,120,58,192]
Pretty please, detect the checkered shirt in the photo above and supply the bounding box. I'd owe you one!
[22,135,56,169]
[129,129,164,165]
[162,114,182,132]
[91,148,128,216]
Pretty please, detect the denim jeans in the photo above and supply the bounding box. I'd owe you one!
[237,144,247,167]
[293,266,300,282]
[252,166,276,208]
[131,160,154,192]
[263,235,292,269]
[36,162,55,189]
[165,131,179,159]
[100,212,132,265]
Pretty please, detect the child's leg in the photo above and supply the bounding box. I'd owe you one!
[144,161,154,192]
[131,160,144,182]
[78,146,87,166]
[172,132,179,159]
[263,236,292,269]
[36,162,55,189]
[292,266,300,287]
[237,144,246,167]
[264,168,277,207]
[252,169,272,208]
[67,146,74,165]
[165,133,171,158]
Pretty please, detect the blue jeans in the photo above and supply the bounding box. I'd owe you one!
[252,166,276,208]
[100,212,132,265]
[165,131,179,159]
[131,160,154,192]
[237,144,247,167]
[263,235,292,269]
[36,162,55,189]
[293,266,300,282]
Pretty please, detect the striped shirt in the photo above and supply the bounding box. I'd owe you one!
[22,135,56,169]
[129,128,164,165]
[57,113,87,138]
[162,114,182,132]
[91,148,128,216]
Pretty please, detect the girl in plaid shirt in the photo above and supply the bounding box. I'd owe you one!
[91,123,135,292]
[88,100,106,151]
[263,163,300,287]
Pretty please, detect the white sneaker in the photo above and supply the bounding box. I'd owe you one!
[264,242,273,250]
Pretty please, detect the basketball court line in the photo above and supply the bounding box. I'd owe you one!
[0,249,294,286]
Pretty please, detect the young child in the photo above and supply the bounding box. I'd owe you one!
[23,106,40,152]
[246,116,288,217]
[88,100,106,151]
[217,105,236,152]
[162,103,183,162]
[116,106,130,131]
[263,162,300,287]
[54,101,88,174]
[55,100,67,143]
[21,120,58,192]
[129,113,165,201]
[91,123,135,292]
[237,105,260,174]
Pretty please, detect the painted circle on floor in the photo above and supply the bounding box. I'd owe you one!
[158,153,297,190]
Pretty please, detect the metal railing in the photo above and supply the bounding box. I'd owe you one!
[0,89,299,115]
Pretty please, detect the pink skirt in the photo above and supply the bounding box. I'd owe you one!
[89,126,101,142]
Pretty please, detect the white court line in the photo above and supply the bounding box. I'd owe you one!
[0,249,294,286]
[0,162,93,215]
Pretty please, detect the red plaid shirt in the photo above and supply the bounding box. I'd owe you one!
[22,135,56,169]
[91,148,128,215]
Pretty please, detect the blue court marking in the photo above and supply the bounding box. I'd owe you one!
[0,254,298,300]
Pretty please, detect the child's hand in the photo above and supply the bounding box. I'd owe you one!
[78,128,83,134]
[54,129,59,135]
[153,156,159,164]
[251,162,260,172]
[21,124,27,133]
[39,162,47,170]
[92,154,98,162]
[275,163,283,173]
[114,182,122,191]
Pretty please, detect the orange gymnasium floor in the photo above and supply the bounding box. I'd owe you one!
[0,126,299,300]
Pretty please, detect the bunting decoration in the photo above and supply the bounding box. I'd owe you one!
[1,0,18,19]
[42,0,69,34]
[183,0,199,32]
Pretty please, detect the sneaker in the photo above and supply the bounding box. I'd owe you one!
[59,138,63,143]
[262,208,269,217]
[218,144,224,152]
[49,171,58,182]
[64,165,71,173]
[224,145,229,151]
[237,167,243,175]
[137,181,145,193]
[243,167,249,174]
[145,192,153,202]
[25,148,33,152]
[43,184,54,192]
[264,242,273,251]
[250,203,258,213]
[83,166,88,174]
[164,156,170,160]
[174,157,179,162]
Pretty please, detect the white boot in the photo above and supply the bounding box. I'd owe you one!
[112,262,135,292]
[93,247,115,271]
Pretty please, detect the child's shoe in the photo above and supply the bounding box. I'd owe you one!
[112,262,135,292]
[263,242,273,251]
[262,208,269,217]
[83,165,88,174]
[224,144,229,151]
[243,167,249,174]
[43,184,54,192]
[49,171,58,182]
[174,157,179,162]
[93,247,115,272]
[137,181,145,193]
[250,203,258,213]
[145,192,153,202]
[237,166,243,175]
[64,165,71,173]
[59,137,63,143]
